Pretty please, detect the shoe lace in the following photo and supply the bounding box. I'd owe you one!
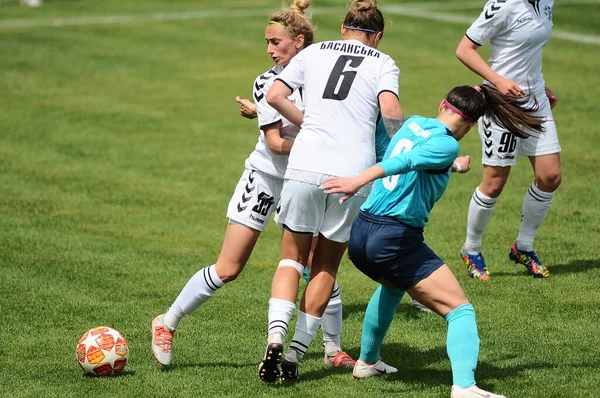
[154,327,174,352]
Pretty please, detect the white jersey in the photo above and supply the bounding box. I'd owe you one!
[466,0,553,96]
[276,39,399,178]
[244,65,303,179]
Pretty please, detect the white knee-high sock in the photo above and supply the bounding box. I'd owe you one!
[267,298,296,345]
[464,187,498,254]
[162,265,224,330]
[516,183,554,252]
[321,281,343,354]
[289,311,322,361]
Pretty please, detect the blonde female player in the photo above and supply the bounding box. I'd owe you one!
[457,0,560,279]
[151,0,354,369]
[258,0,404,382]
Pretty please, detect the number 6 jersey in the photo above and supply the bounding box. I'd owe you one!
[275,39,399,178]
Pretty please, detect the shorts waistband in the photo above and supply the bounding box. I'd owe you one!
[358,210,422,231]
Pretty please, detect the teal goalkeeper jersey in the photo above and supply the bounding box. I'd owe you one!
[361,116,460,228]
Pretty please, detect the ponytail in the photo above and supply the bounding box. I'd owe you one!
[479,85,545,138]
[445,85,545,138]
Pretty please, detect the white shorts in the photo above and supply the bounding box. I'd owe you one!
[479,97,561,167]
[275,175,366,243]
[226,169,283,232]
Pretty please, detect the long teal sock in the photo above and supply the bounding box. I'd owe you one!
[359,285,405,364]
[446,303,480,388]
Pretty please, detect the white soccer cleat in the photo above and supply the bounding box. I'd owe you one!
[353,358,398,379]
[451,385,506,398]
[151,314,174,366]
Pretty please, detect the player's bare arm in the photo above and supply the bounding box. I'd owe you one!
[321,165,385,203]
[266,80,304,127]
[456,36,523,96]
[263,122,294,155]
[379,91,404,138]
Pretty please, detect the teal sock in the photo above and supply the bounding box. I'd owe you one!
[445,303,479,388]
[359,285,405,364]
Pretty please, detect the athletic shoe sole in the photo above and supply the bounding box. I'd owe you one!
[258,343,283,383]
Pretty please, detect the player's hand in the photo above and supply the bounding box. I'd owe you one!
[321,177,362,203]
[494,78,524,97]
[235,96,257,119]
[545,86,558,109]
[453,155,471,174]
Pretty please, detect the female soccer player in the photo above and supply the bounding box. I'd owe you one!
[321,85,544,398]
[456,0,560,279]
[258,0,404,382]
[151,0,354,369]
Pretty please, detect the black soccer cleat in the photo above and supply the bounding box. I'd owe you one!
[258,343,283,383]
[280,358,299,381]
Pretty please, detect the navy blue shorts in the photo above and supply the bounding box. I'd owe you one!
[348,211,444,290]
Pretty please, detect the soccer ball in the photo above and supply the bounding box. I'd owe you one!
[76,326,129,376]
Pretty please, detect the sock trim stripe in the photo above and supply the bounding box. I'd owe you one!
[269,325,287,333]
[207,266,221,289]
[528,186,552,202]
[290,340,309,350]
[473,192,495,208]
[202,268,218,291]
[330,290,341,300]
[269,320,289,327]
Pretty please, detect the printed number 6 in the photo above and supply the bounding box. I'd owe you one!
[382,139,414,191]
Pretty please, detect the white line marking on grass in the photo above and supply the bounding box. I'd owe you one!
[0,3,598,45]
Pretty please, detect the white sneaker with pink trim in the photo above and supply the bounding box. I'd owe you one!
[151,314,174,366]
[451,385,506,398]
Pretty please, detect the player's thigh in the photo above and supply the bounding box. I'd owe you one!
[407,264,469,317]
[311,235,347,275]
[215,223,262,281]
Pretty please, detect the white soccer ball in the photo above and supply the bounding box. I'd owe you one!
[76,326,130,377]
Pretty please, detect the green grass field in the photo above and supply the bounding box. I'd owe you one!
[1,1,599,397]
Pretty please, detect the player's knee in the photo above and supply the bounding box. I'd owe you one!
[481,181,506,198]
[215,262,245,283]
[536,171,562,192]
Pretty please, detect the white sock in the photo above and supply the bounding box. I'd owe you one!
[322,281,342,354]
[289,311,322,361]
[162,265,224,330]
[464,187,498,254]
[516,183,554,252]
[268,298,296,344]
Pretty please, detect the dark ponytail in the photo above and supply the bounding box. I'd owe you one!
[479,85,544,138]
[446,85,545,138]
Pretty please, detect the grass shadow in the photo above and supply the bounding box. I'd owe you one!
[492,258,600,277]
[299,342,556,388]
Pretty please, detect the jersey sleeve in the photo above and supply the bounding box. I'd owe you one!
[275,50,306,92]
[374,115,391,162]
[465,0,511,46]
[253,73,281,130]
[378,135,459,176]
[377,56,399,98]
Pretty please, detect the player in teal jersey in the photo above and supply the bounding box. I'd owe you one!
[321,85,544,398]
